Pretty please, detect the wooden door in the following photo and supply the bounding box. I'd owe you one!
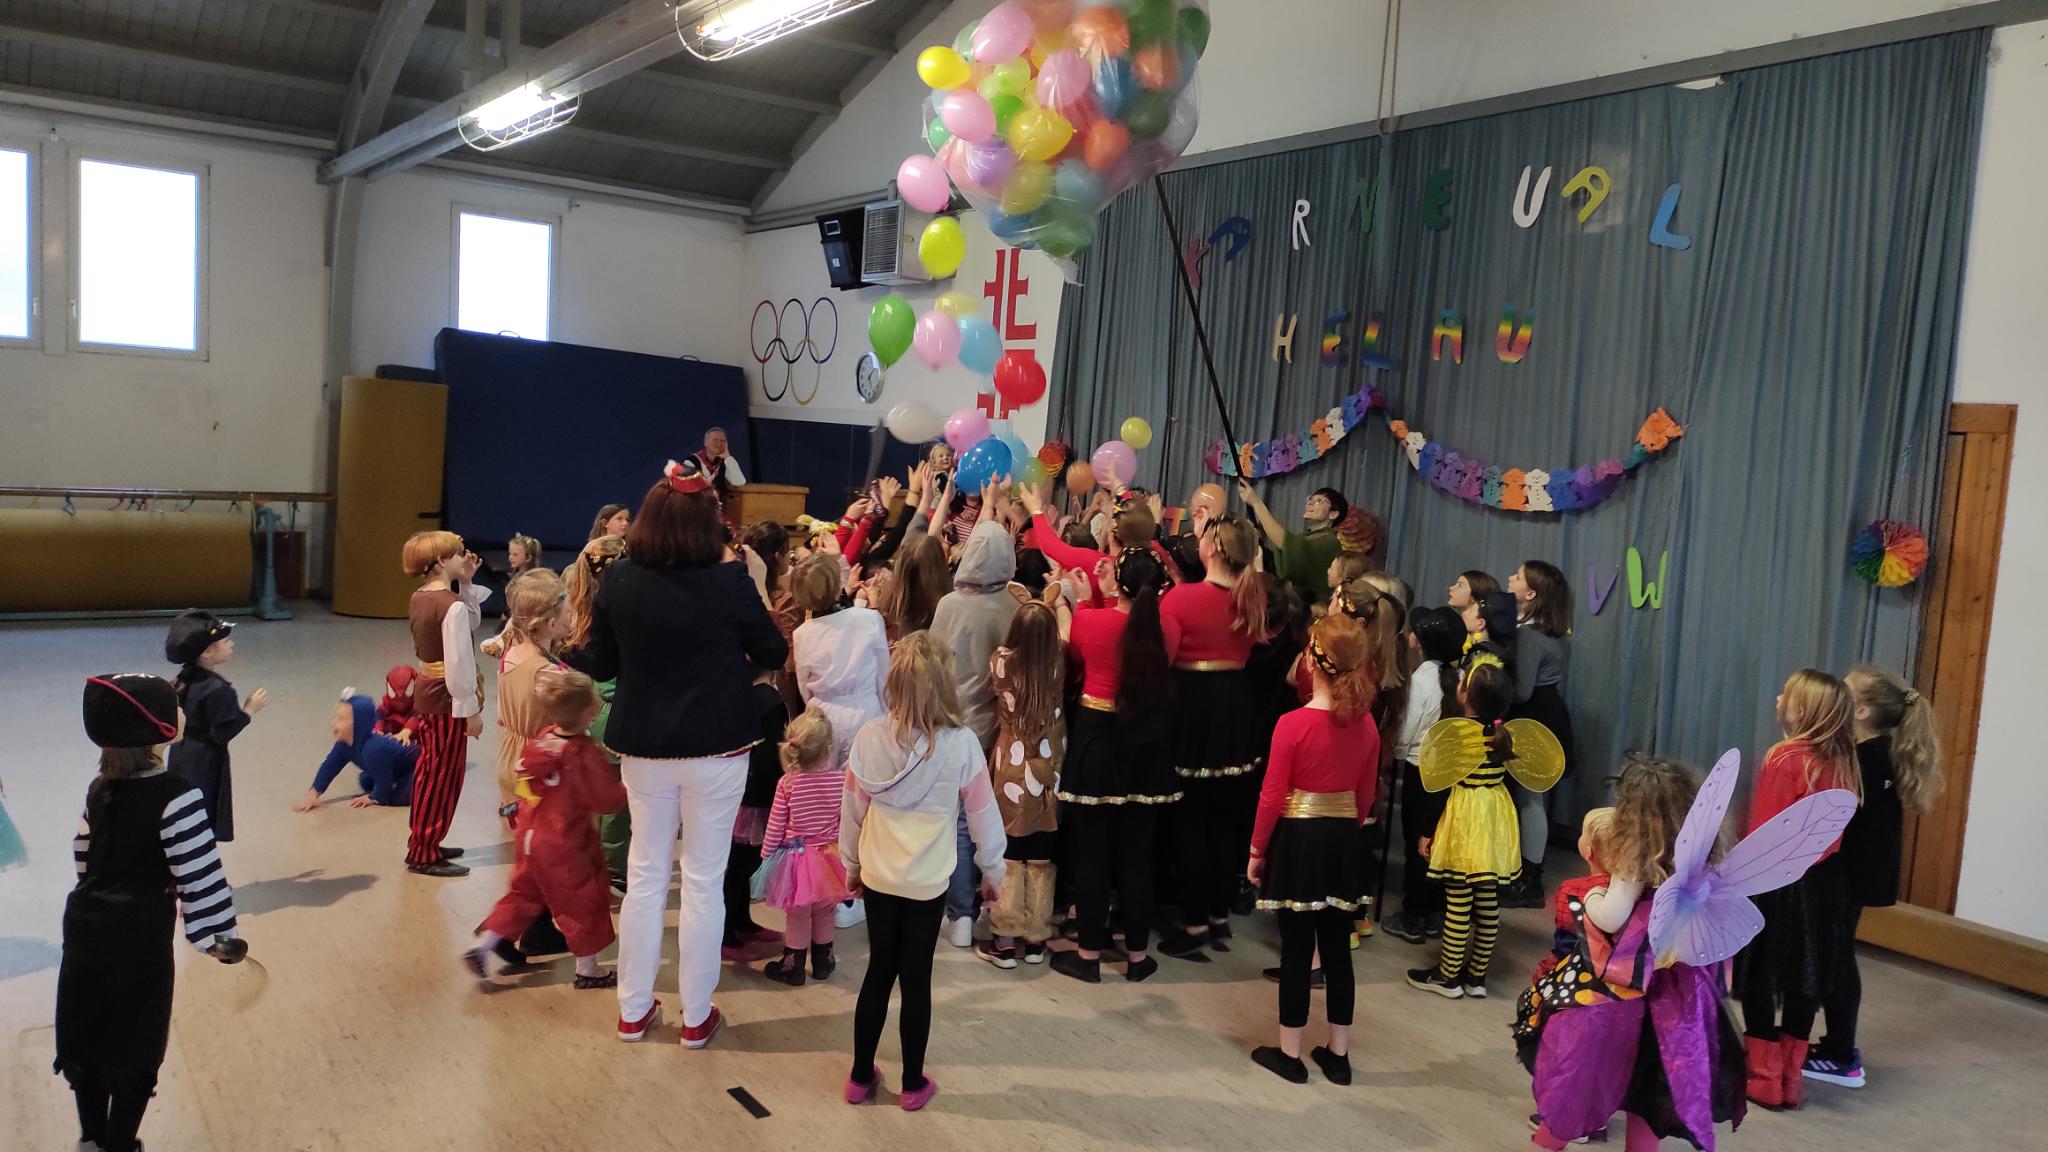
[1901,403,2015,912]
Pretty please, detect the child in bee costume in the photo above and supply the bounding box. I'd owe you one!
[58,674,248,1152]
[1405,659,1563,1000]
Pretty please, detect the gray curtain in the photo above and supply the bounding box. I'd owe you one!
[1050,32,1984,814]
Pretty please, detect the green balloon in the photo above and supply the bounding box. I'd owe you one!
[1127,0,1175,44]
[988,93,1027,136]
[868,294,915,368]
[1037,214,1095,260]
[953,18,979,60]
[1178,6,1212,57]
[925,118,952,154]
[1126,90,1171,139]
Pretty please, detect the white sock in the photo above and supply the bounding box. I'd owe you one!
[476,930,504,952]
[575,953,604,977]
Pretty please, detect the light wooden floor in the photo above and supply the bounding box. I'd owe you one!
[4,606,2046,1150]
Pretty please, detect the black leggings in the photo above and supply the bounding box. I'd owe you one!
[724,841,762,943]
[1066,802,1158,954]
[1278,908,1355,1028]
[1176,775,1252,928]
[851,888,945,1091]
[68,1066,154,1152]
[1398,760,1444,920]
[1816,905,1866,1061]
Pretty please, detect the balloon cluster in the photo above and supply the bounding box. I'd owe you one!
[870,287,1050,429]
[896,0,1208,274]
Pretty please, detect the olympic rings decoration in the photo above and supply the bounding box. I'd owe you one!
[750,296,837,406]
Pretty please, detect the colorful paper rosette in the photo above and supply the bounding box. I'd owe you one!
[1850,520,1930,587]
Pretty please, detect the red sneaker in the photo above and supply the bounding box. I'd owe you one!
[681,1005,724,1049]
[617,1000,660,1043]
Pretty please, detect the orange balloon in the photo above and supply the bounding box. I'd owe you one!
[1133,43,1180,91]
[1023,0,1077,34]
[1065,460,1095,493]
[1071,7,1130,58]
[1083,119,1130,172]
[1029,27,1071,69]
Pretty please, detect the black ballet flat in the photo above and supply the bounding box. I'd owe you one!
[1252,1046,1309,1084]
[1124,955,1159,983]
[1051,950,1102,984]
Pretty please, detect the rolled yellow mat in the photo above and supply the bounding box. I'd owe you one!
[0,508,253,613]
[332,376,448,619]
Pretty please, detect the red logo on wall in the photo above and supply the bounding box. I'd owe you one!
[979,248,1036,419]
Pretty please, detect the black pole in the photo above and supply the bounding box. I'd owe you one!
[1153,177,1241,457]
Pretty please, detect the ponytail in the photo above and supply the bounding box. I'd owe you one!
[1208,517,1268,639]
[1849,664,1944,812]
[1309,615,1373,724]
[1115,549,1172,743]
[1462,661,1514,758]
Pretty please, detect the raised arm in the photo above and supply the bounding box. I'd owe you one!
[1236,478,1286,550]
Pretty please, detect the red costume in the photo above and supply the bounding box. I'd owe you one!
[478,727,629,957]
[377,664,422,738]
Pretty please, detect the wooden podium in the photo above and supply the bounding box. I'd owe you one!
[731,484,810,531]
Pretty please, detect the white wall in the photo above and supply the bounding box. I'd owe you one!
[350,171,743,372]
[762,0,2002,214]
[0,112,327,494]
[1949,20,2048,943]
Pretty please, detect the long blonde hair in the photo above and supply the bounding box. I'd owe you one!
[1847,664,1943,811]
[780,706,835,774]
[1774,667,1861,799]
[507,533,542,574]
[1606,756,1712,886]
[564,534,624,651]
[884,630,965,744]
[1205,516,1269,639]
[504,569,569,653]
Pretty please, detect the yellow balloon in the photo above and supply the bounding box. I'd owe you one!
[917,216,967,278]
[917,45,971,90]
[1120,416,1154,451]
[1029,29,1071,70]
[933,291,981,318]
[1007,106,1074,163]
[1000,161,1053,215]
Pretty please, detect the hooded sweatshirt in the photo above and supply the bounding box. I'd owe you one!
[841,717,1006,901]
[793,605,891,769]
[312,695,420,805]
[929,520,1023,749]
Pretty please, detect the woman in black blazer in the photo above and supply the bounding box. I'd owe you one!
[568,458,788,1049]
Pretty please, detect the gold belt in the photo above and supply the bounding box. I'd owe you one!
[419,660,447,678]
[1173,659,1245,672]
[1079,693,1118,712]
[1282,790,1358,820]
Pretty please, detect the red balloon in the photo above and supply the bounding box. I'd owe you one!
[993,350,1048,406]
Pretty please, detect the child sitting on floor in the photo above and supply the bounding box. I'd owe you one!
[296,691,418,811]
[376,665,423,743]
[1534,809,1615,985]
[759,707,850,986]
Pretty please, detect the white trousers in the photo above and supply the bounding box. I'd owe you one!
[617,752,747,1029]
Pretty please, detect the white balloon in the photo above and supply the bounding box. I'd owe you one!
[885,401,945,444]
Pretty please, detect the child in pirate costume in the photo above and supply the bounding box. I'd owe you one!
[59,674,247,1152]
[401,531,490,878]
[165,609,267,841]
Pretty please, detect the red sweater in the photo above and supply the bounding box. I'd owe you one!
[1748,740,1846,860]
[1160,580,1254,666]
[1250,706,1378,857]
[1069,604,1181,702]
[1028,512,1173,605]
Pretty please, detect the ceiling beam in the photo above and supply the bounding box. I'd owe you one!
[335,0,437,152]
[802,29,895,58]
[564,124,785,170]
[0,21,348,97]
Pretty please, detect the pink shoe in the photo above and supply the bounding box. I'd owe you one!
[900,1075,938,1112]
[844,1072,881,1105]
[680,1005,724,1049]
[617,1000,660,1043]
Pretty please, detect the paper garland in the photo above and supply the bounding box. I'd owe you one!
[1205,393,1685,516]
[1850,520,1929,587]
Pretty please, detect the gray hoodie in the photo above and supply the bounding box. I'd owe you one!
[841,718,1007,901]
[929,520,1022,749]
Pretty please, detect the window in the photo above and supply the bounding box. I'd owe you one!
[75,157,204,353]
[0,147,28,342]
[455,209,554,340]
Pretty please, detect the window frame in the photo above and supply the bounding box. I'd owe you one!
[67,148,210,361]
[449,203,560,343]
[0,136,36,348]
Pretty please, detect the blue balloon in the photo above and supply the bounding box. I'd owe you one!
[1053,161,1103,209]
[998,430,1030,470]
[957,314,1004,375]
[985,209,1036,240]
[1093,57,1135,120]
[954,436,1014,491]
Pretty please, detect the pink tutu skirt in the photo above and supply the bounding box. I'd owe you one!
[761,838,850,910]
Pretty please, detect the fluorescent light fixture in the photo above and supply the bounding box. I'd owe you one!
[459,83,579,152]
[472,84,570,132]
[678,0,877,62]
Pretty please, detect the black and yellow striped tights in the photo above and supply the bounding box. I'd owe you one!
[1436,879,1500,982]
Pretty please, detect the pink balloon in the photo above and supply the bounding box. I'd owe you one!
[945,407,991,452]
[939,138,979,193]
[1035,49,1091,110]
[937,90,995,144]
[970,4,1034,63]
[964,143,1016,188]
[896,154,953,213]
[914,310,961,371]
[1091,439,1138,488]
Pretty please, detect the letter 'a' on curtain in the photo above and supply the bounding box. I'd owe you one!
[1050,31,1986,822]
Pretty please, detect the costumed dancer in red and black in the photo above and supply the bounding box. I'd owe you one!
[164,609,267,842]
[58,674,248,1152]
[401,530,490,878]
[1157,516,1267,957]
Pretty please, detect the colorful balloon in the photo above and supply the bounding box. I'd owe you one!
[1120,416,1154,450]
[1179,5,1212,56]
[1065,460,1095,493]
[897,154,953,213]
[917,45,971,90]
[937,90,995,143]
[953,18,981,59]
[1125,0,1175,45]
[1000,161,1053,214]
[1091,439,1138,487]
[997,429,1032,473]
[955,436,1015,491]
[1036,49,1091,109]
[987,92,1027,137]
[957,313,1004,375]
[980,58,1032,101]
[1023,0,1077,33]
[1017,457,1049,487]
[1133,43,1181,91]
[886,401,944,444]
[1007,106,1075,163]
[945,407,992,452]
[993,349,1048,406]
[925,117,953,153]
[933,290,981,318]
[971,4,1035,63]
[1083,119,1129,171]
[1091,55,1135,118]
[868,294,915,368]
[986,209,1036,241]
[964,142,1017,188]
[1036,213,1094,259]
[1072,5,1130,57]
[1126,90,1171,138]
[913,309,961,370]
[1037,440,1070,469]
[1028,28,1071,69]
[917,216,967,278]
[1053,161,1103,208]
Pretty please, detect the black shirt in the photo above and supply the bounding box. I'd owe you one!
[1841,734,1902,908]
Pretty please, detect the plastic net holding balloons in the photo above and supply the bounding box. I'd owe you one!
[909,0,1208,279]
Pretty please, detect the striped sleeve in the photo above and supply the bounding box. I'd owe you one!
[160,788,239,949]
[73,808,90,875]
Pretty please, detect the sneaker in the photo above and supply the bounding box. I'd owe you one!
[834,898,866,928]
[900,1075,938,1112]
[1051,950,1101,983]
[617,1000,661,1042]
[976,940,1019,969]
[1310,1045,1352,1086]
[1157,929,1212,961]
[609,873,629,897]
[1355,914,1375,939]
[490,938,533,972]
[1462,980,1488,999]
[844,1071,881,1105]
[1381,912,1429,945]
[1251,1045,1309,1084]
[1263,965,1326,989]
[946,915,975,949]
[1802,1049,1866,1089]
[1425,914,1444,939]
[1123,955,1159,982]
[407,860,469,878]
[1501,870,1545,909]
[680,1005,724,1049]
[1405,967,1464,999]
[1022,942,1049,965]
[460,945,495,985]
